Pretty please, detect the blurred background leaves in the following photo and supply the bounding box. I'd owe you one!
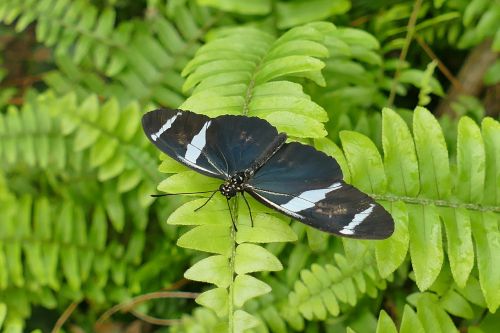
[0,0,498,332]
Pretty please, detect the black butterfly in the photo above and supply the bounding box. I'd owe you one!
[142,108,394,239]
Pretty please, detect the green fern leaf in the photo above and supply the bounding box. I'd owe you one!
[199,0,271,15]
[288,106,500,325]
[287,249,389,322]
[196,287,229,317]
[399,304,425,333]
[0,0,222,107]
[276,0,350,29]
[376,310,397,333]
[159,21,336,329]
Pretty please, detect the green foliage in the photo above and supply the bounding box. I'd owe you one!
[309,25,444,144]
[196,0,350,28]
[0,91,187,331]
[229,107,499,331]
[286,249,390,329]
[156,17,499,333]
[181,22,332,136]
[159,22,333,331]
[0,0,222,107]
[0,0,499,332]
[375,296,457,333]
[459,0,500,50]
[370,108,500,305]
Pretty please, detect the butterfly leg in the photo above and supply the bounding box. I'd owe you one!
[226,198,238,231]
[194,190,218,212]
[241,192,254,227]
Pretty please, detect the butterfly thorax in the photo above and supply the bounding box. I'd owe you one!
[219,171,250,199]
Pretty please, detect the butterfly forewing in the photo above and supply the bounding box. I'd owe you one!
[247,142,394,239]
[142,109,283,178]
[142,109,228,178]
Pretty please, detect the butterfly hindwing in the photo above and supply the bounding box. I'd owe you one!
[247,142,394,239]
[209,115,280,174]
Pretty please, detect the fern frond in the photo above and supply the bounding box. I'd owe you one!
[198,0,271,15]
[284,249,389,328]
[0,103,66,170]
[195,0,351,29]
[369,2,462,50]
[181,22,333,137]
[375,294,458,333]
[335,107,500,311]
[459,0,500,49]
[156,21,337,330]
[0,0,222,107]
[274,0,351,29]
[313,26,387,142]
[421,264,480,320]
[0,91,189,330]
[0,190,146,330]
[170,306,225,333]
[309,26,443,145]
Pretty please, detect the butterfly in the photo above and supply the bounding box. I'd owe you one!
[142,108,394,239]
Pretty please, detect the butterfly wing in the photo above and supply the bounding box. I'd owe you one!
[246,142,394,239]
[209,115,281,174]
[142,109,282,179]
[142,108,228,179]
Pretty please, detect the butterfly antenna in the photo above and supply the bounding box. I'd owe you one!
[151,190,217,197]
[241,192,254,227]
[226,198,238,231]
[194,190,218,212]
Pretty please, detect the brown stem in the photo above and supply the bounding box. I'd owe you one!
[130,309,182,326]
[436,39,497,117]
[483,83,500,118]
[387,0,423,107]
[51,302,79,333]
[162,277,190,291]
[96,291,199,327]
[415,34,464,92]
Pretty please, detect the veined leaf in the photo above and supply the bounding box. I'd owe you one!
[400,305,425,333]
[471,211,500,311]
[375,201,409,278]
[196,288,228,317]
[382,108,419,196]
[233,274,271,307]
[185,255,231,288]
[233,310,260,332]
[408,204,443,291]
[234,244,282,274]
[198,0,271,15]
[456,117,485,203]
[178,225,232,256]
[340,131,387,193]
[481,117,499,206]
[376,310,397,333]
[276,0,350,29]
[181,24,331,138]
[413,107,451,199]
[440,207,473,288]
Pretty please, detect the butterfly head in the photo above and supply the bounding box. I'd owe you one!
[219,172,249,199]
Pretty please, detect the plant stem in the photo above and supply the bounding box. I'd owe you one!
[372,194,500,213]
[387,0,423,107]
[228,198,239,332]
[51,302,79,333]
